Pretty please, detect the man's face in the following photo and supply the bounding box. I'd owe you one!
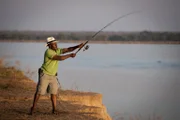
[49,42,58,50]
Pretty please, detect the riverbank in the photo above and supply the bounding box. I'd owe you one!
[0,62,111,120]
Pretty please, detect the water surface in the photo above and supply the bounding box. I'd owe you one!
[0,42,180,120]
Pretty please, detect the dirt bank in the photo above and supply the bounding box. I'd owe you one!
[0,65,111,120]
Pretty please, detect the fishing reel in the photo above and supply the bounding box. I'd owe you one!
[83,45,89,51]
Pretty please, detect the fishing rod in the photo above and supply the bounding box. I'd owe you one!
[75,11,140,54]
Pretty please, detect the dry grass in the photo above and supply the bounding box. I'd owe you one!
[0,59,110,120]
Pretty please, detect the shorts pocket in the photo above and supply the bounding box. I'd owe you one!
[38,68,44,78]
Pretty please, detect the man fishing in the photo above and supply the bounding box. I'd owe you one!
[29,11,139,115]
[30,37,84,115]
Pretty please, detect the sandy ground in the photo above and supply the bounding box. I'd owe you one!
[0,66,107,120]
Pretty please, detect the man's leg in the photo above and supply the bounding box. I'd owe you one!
[50,75,59,114]
[30,92,41,115]
[51,94,57,113]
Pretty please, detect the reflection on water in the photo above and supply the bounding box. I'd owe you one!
[0,42,180,120]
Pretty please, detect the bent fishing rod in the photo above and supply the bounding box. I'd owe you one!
[75,11,140,54]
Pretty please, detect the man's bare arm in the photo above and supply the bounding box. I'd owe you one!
[61,43,84,54]
[52,53,76,61]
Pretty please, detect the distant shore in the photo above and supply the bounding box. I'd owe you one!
[0,39,180,44]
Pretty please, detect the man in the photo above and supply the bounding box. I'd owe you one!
[30,37,84,115]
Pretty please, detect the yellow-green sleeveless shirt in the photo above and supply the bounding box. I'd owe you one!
[41,48,62,76]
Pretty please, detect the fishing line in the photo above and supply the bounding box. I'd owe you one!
[76,11,141,54]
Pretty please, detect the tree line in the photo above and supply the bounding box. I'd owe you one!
[0,31,180,42]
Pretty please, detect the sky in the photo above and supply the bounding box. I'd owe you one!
[0,0,179,32]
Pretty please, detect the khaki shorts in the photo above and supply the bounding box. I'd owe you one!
[36,69,59,95]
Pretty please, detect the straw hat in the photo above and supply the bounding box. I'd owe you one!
[46,37,58,46]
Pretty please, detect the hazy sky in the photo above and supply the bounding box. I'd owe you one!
[0,0,179,31]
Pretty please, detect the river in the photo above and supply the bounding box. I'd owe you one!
[0,42,180,120]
